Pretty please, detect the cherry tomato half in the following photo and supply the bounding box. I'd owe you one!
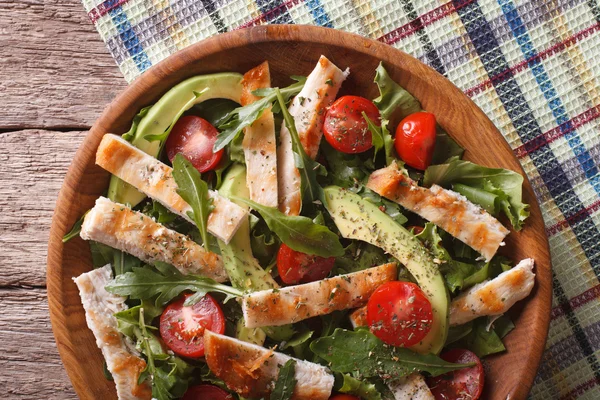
[366,281,433,347]
[323,95,381,154]
[329,394,361,400]
[394,111,437,170]
[427,349,485,400]
[182,384,234,400]
[159,293,225,358]
[165,115,224,173]
[277,244,336,285]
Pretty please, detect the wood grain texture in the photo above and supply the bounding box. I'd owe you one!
[0,288,77,399]
[46,26,552,400]
[0,130,84,286]
[0,0,124,129]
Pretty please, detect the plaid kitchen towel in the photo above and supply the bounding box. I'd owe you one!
[80,0,600,398]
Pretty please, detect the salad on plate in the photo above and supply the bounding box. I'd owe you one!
[64,56,535,400]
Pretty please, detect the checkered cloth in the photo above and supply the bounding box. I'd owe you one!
[80,0,600,397]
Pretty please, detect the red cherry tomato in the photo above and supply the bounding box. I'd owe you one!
[165,115,224,173]
[323,95,381,154]
[366,281,433,347]
[159,293,225,358]
[427,349,485,400]
[276,244,336,285]
[182,384,233,400]
[394,111,437,170]
[329,394,361,400]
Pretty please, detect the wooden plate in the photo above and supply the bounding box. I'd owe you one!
[47,25,551,400]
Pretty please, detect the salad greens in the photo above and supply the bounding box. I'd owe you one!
[232,196,344,258]
[172,154,214,246]
[214,77,305,151]
[270,359,297,400]
[371,62,464,165]
[105,263,242,306]
[70,59,534,400]
[449,317,514,358]
[310,329,474,382]
[335,374,384,400]
[62,212,87,243]
[416,222,513,293]
[424,159,529,230]
[89,241,114,268]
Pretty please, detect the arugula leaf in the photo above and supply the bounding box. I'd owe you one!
[424,159,529,230]
[271,359,297,400]
[275,88,326,206]
[89,241,114,268]
[102,361,114,381]
[373,62,421,120]
[122,105,152,141]
[113,250,142,276]
[310,329,474,381]
[105,264,242,306]
[321,142,367,191]
[451,317,506,358]
[363,112,384,161]
[445,322,474,346]
[281,329,314,359]
[63,212,88,242]
[192,98,239,127]
[172,154,214,246]
[146,200,178,224]
[231,196,344,258]
[214,78,305,152]
[115,305,167,358]
[135,308,193,400]
[493,315,515,339]
[335,374,382,400]
[335,241,388,274]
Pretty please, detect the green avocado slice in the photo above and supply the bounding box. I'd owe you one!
[323,185,449,354]
[108,72,244,206]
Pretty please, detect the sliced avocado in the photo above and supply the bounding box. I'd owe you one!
[109,72,244,206]
[217,164,278,290]
[323,185,449,354]
[218,164,295,343]
[235,318,266,346]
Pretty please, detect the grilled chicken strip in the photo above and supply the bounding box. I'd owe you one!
[96,134,247,244]
[80,197,227,282]
[204,330,334,399]
[241,62,278,208]
[242,263,397,328]
[450,258,535,326]
[277,56,349,215]
[73,265,151,400]
[367,162,509,261]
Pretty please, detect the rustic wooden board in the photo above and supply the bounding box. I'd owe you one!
[0,288,77,399]
[0,0,125,130]
[0,130,84,286]
[47,25,552,400]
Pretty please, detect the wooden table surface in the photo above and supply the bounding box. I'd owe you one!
[1,1,125,397]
